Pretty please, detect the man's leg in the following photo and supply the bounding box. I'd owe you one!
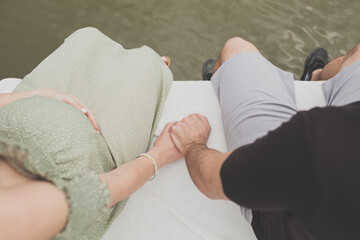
[212,37,261,76]
[319,43,360,106]
[212,37,298,150]
[211,38,298,223]
[312,43,360,81]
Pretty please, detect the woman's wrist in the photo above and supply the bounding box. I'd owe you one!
[16,90,37,100]
[1,91,33,107]
[146,148,166,169]
[26,89,40,97]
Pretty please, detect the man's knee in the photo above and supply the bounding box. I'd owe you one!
[223,37,257,52]
[340,42,360,71]
[220,37,260,64]
[348,43,360,59]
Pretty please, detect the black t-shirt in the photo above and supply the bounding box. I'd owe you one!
[221,102,360,240]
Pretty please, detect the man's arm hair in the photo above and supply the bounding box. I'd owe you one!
[185,143,231,200]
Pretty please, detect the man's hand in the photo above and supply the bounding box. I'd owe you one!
[170,114,229,200]
[169,114,211,156]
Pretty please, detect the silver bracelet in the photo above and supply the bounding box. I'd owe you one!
[138,153,158,181]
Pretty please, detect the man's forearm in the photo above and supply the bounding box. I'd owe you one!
[185,144,231,200]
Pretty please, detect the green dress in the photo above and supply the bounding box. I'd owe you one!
[0,27,172,239]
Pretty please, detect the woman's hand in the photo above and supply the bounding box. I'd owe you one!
[101,121,183,208]
[147,122,183,168]
[29,89,99,132]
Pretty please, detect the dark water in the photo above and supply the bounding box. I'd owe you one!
[1,0,359,80]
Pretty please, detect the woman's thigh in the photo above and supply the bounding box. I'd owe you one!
[0,158,32,188]
[0,159,69,240]
[212,52,298,150]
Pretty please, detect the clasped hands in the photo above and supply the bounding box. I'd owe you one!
[151,113,211,167]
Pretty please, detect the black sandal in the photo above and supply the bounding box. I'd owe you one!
[300,47,329,81]
[202,59,216,80]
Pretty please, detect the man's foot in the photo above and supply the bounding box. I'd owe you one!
[202,59,216,80]
[300,47,329,81]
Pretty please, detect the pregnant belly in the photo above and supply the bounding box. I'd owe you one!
[0,95,112,181]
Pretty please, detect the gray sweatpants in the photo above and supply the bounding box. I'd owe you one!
[211,52,360,223]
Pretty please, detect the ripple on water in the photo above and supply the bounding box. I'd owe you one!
[0,0,359,79]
